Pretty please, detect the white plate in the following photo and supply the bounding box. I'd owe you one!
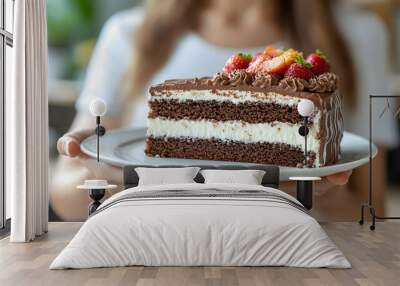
[81,128,377,181]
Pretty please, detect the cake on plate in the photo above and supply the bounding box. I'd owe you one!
[145,47,343,167]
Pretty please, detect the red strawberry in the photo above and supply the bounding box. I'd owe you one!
[261,49,300,75]
[306,49,330,75]
[223,53,253,74]
[284,63,313,80]
[246,53,271,74]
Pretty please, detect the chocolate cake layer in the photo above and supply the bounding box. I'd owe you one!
[149,100,305,124]
[145,137,317,167]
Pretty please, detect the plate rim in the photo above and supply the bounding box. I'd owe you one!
[81,128,378,180]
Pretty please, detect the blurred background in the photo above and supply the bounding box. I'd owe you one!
[47,0,140,154]
[48,0,400,221]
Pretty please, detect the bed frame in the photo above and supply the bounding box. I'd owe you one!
[123,165,280,189]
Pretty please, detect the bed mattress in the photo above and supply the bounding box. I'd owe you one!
[50,183,350,269]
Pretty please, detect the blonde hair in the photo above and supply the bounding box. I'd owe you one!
[123,0,356,117]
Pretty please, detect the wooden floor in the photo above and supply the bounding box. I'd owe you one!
[0,222,399,286]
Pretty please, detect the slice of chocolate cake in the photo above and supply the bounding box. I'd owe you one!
[145,48,343,167]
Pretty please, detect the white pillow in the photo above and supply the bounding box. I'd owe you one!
[135,167,200,186]
[200,169,266,185]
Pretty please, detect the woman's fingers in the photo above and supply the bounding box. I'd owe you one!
[325,170,353,186]
[57,129,94,158]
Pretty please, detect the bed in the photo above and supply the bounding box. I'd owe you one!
[50,165,350,269]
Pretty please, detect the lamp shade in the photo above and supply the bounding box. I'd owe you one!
[89,98,107,117]
[297,99,315,117]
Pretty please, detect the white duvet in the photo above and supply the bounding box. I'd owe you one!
[50,183,350,269]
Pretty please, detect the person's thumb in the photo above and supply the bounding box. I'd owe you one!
[57,129,94,158]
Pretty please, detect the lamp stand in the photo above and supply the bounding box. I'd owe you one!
[304,117,309,167]
[94,116,106,163]
[298,116,310,167]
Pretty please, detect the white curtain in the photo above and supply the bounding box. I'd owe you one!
[7,0,49,242]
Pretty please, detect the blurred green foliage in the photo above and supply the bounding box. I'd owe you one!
[47,0,97,79]
[47,0,95,46]
[47,0,137,79]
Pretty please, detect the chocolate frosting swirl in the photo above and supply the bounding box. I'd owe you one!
[252,72,280,88]
[228,70,253,86]
[212,72,230,86]
[278,77,309,92]
[210,70,338,93]
[308,72,338,93]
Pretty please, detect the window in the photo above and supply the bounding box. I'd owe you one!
[0,0,14,230]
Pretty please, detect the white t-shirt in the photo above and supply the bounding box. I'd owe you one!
[76,7,398,146]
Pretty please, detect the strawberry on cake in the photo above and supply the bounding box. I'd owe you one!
[145,47,343,168]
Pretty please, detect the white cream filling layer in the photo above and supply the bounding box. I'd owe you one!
[147,118,321,154]
[150,90,302,106]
